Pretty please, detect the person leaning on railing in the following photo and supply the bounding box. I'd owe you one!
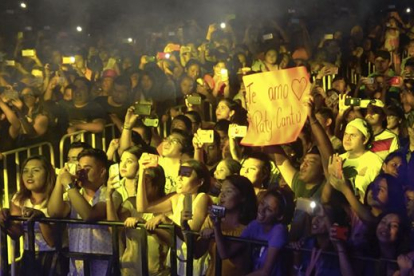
[213,187,295,276]
[0,155,69,275]
[194,175,257,276]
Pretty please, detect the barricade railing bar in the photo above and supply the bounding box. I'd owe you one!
[58,124,116,168]
[0,217,177,276]
[0,217,399,276]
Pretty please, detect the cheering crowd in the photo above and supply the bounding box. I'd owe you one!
[0,4,414,276]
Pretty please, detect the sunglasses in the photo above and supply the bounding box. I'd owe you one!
[179,166,193,177]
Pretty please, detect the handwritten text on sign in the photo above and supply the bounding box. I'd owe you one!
[241,67,310,146]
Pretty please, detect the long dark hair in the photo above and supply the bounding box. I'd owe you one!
[182,159,211,194]
[15,155,56,206]
[224,175,257,225]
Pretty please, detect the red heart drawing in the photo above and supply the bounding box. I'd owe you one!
[291,78,308,101]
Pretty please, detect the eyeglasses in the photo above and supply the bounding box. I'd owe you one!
[163,137,183,146]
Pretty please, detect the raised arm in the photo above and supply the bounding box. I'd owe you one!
[136,155,173,214]
[47,169,71,218]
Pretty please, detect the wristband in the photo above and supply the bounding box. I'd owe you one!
[65,182,76,192]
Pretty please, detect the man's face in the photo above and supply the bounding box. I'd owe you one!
[343,125,366,153]
[78,156,106,186]
[72,80,89,105]
[375,57,390,74]
[67,147,84,163]
[112,84,129,104]
[102,77,114,94]
[365,109,382,127]
[299,154,323,183]
[240,158,266,187]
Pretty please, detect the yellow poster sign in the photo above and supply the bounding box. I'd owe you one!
[241,66,311,146]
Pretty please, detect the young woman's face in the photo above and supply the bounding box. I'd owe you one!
[218,181,242,211]
[176,165,199,194]
[376,213,400,243]
[187,64,200,80]
[23,159,47,193]
[162,133,184,158]
[21,88,37,108]
[213,62,226,77]
[382,156,403,178]
[311,208,330,235]
[257,194,280,225]
[216,101,233,121]
[214,160,232,180]
[141,75,153,91]
[264,50,278,65]
[180,78,194,95]
[120,152,139,179]
[367,178,389,208]
[386,115,401,130]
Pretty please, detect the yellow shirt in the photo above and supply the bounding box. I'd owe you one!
[201,216,246,276]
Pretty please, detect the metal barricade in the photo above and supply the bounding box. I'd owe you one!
[1,142,55,209]
[0,142,55,273]
[58,124,116,168]
[0,217,177,276]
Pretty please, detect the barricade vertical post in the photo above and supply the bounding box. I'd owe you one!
[139,226,149,276]
[107,225,120,276]
[215,246,222,276]
[185,231,194,276]
[0,226,9,276]
[27,220,36,272]
[170,226,177,276]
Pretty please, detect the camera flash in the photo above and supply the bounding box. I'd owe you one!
[20,2,27,9]
[70,56,75,63]
[165,53,171,59]
[76,26,82,32]
[220,68,228,75]
[220,22,226,29]
[127,38,133,43]
[407,8,411,13]
[310,201,316,209]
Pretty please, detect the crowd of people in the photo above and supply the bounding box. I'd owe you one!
[0,3,414,276]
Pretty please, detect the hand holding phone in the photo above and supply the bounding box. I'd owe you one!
[197,129,214,144]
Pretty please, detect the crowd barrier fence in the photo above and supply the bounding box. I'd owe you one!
[0,217,399,276]
[58,124,116,168]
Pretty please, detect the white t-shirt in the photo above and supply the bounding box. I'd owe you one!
[340,150,383,200]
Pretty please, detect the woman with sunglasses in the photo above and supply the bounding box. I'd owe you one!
[136,156,212,275]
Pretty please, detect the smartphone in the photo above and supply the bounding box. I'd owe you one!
[365,77,375,84]
[142,152,159,167]
[262,33,274,41]
[31,69,43,79]
[157,52,171,60]
[134,103,152,116]
[229,125,247,138]
[145,56,156,62]
[17,32,24,40]
[196,78,204,86]
[184,194,193,218]
[5,60,15,66]
[324,34,334,40]
[62,56,75,64]
[333,225,348,240]
[389,76,401,87]
[65,162,78,176]
[109,163,120,178]
[344,98,361,106]
[168,31,176,36]
[296,198,317,214]
[211,205,226,218]
[22,49,36,57]
[186,94,202,105]
[197,129,214,144]
[220,68,229,80]
[143,117,159,127]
